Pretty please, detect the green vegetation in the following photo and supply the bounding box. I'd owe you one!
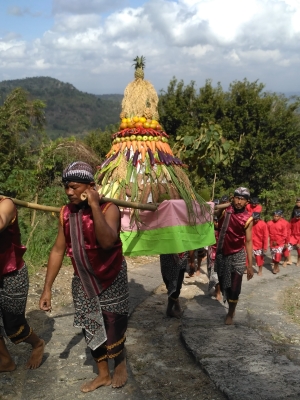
[0,76,122,139]
[1,76,300,271]
[159,78,300,217]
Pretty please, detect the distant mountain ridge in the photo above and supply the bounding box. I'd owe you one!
[0,76,123,139]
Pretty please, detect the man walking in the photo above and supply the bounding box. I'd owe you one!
[252,212,268,276]
[267,211,288,274]
[0,197,44,372]
[39,161,128,393]
[215,187,254,325]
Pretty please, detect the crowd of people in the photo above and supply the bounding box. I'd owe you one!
[2,160,300,393]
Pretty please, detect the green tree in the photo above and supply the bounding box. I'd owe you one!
[0,87,45,189]
[219,80,300,194]
[159,78,236,195]
[159,78,300,198]
[84,124,118,160]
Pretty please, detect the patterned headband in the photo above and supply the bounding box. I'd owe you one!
[234,187,250,200]
[62,161,94,185]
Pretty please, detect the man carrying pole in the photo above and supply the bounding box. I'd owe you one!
[0,197,45,372]
[215,187,254,325]
[39,161,129,393]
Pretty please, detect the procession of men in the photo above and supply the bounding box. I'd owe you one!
[1,163,300,393]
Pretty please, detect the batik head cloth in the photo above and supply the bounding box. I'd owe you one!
[295,210,300,217]
[253,212,261,219]
[62,161,94,185]
[220,195,229,202]
[251,197,259,204]
[273,210,282,216]
[233,187,250,200]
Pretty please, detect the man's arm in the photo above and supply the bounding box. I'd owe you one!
[214,202,231,218]
[39,223,66,311]
[85,188,119,249]
[245,221,254,280]
[0,198,16,233]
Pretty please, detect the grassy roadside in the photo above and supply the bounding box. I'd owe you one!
[283,282,300,325]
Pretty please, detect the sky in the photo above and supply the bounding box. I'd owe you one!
[0,0,300,95]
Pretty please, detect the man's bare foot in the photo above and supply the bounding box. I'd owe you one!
[167,307,182,318]
[81,375,111,393]
[26,339,45,369]
[0,358,16,373]
[297,262,300,267]
[287,262,292,265]
[215,292,222,301]
[273,266,280,274]
[112,350,127,388]
[225,314,234,325]
[195,270,200,276]
[283,261,287,268]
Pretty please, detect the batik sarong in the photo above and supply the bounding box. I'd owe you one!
[0,264,32,343]
[215,250,246,302]
[160,253,187,298]
[207,246,219,293]
[72,259,129,353]
[270,246,283,262]
[253,249,265,267]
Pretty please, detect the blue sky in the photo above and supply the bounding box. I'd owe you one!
[0,0,299,94]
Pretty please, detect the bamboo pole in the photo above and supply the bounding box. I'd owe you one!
[0,195,61,213]
[0,194,158,213]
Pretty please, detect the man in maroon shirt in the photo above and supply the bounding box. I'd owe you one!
[215,187,254,325]
[0,198,44,372]
[267,211,288,274]
[252,212,268,276]
[40,161,129,393]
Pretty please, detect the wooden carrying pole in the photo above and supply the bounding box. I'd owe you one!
[0,195,158,213]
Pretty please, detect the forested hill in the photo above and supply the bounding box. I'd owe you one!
[0,76,123,139]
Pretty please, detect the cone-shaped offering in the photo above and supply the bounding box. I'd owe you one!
[95,57,215,255]
[96,58,206,210]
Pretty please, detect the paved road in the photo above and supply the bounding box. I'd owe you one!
[182,252,300,400]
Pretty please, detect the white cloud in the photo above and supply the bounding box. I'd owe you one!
[1,0,300,93]
[52,0,125,15]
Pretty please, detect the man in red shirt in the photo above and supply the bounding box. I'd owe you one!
[215,187,254,325]
[279,211,292,267]
[290,209,300,266]
[291,198,300,219]
[252,212,268,276]
[267,211,288,274]
[246,197,262,215]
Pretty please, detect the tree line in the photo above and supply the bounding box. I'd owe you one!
[1,78,300,269]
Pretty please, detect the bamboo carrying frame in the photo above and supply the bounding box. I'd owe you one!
[0,195,157,213]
